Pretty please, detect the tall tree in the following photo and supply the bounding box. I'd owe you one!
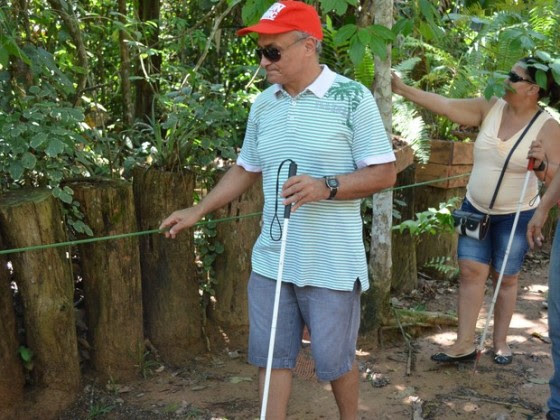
[118,0,134,126]
[361,0,394,332]
[46,0,89,104]
[134,0,161,121]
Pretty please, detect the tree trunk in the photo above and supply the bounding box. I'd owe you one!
[0,189,80,395]
[134,0,161,121]
[0,235,24,417]
[46,0,89,104]
[362,0,394,332]
[210,170,263,329]
[118,0,134,126]
[132,167,203,364]
[70,179,144,380]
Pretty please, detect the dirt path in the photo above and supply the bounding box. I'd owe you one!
[54,248,553,420]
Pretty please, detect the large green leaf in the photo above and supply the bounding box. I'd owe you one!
[45,139,66,157]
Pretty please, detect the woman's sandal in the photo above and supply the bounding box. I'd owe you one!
[493,353,513,365]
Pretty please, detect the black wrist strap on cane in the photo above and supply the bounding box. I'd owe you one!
[270,159,297,241]
[488,109,542,209]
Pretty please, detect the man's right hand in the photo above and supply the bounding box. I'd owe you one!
[159,207,203,239]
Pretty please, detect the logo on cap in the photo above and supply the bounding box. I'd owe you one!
[261,3,286,20]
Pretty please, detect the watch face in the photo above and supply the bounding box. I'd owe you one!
[327,178,339,188]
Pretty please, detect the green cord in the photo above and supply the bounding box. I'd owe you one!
[0,173,470,256]
[0,212,263,256]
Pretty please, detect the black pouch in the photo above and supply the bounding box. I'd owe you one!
[452,209,490,241]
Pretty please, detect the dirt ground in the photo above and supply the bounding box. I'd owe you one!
[27,247,553,420]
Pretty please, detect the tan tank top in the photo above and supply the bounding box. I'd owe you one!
[466,98,551,214]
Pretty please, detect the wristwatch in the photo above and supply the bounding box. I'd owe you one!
[324,176,339,200]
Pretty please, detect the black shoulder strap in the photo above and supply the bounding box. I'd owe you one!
[489,109,543,209]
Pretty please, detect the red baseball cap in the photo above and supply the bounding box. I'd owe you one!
[237,1,323,40]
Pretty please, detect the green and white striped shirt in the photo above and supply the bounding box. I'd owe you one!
[237,66,394,292]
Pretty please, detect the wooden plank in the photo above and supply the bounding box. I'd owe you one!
[428,140,474,165]
[416,163,472,188]
[394,144,414,174]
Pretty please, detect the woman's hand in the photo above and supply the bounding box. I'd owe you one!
[391,70,407,96]
[527,139,546,169]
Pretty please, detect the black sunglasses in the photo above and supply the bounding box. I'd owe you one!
[508,71,534,84]
[256,46,283,62]
[255,37,308,63]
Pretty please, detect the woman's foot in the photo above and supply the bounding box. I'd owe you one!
[492,344,513,365]
[430,343,477,363]
[431,349,477,363]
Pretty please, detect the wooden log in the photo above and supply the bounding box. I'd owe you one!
[70,179,144,380]
[391,165,417,294]
[133,167,203,364]
[414,185,463,280]
[386,308,458,327]
[211,170,263,329]
[0,189,80,395]
[0,234,24,417]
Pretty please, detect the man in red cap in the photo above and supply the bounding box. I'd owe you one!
[161,1,396,418]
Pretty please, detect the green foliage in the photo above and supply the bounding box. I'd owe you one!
[393,197,460,238]
[194,214,225,298]
[18,345,33,371]
[136,350,160,379]
[131,74,248,172]
[423,256,460,278]
[88,403,114,419]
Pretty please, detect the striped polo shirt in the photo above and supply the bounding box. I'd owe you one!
[237,65,395,292]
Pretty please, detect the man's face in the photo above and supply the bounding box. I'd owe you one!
[256,31,309,86]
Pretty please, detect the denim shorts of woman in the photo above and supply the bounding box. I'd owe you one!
[458,198,536,275]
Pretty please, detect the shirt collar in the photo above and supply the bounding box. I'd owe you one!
[272,65,336,99]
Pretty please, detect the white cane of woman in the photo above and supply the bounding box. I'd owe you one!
[261,160,298,419]
[473,158,535,371]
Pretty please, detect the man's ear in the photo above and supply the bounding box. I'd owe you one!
[304,38,316,54]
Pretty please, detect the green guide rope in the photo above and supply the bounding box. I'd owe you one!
[0,173,470,256]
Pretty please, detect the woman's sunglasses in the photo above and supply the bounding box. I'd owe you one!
[255,37,308,63]
[508,71,534,84]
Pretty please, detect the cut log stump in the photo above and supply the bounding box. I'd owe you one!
[70,179,144,381]
[0,189,80,396]
[133,167,203,365]
[211,170,263,329]
[0,234,24,417]
[392,165,417,294]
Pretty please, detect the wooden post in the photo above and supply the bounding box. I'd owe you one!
[133,167,203,365]
[70,179,144,380]
[0,189,80,395]
[211,172,263,329]
[391,165,417,293]
[0,235,24,417]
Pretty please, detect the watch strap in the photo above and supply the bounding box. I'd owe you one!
[324,176,338,199]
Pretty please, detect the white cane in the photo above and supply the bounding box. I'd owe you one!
[473,158,535,371]
[261,161,297,419]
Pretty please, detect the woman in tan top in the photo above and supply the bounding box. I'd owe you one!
[392,56,560,365]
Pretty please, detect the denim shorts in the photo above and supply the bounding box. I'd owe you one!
[247,271,361,382]
[457,198,535,275]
